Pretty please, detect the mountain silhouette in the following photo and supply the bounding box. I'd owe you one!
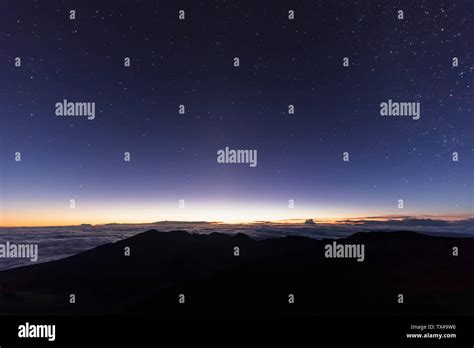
[0,230,473,318]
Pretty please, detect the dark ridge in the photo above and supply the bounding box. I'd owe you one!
[0,229,473,318]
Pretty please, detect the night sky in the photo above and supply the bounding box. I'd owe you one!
[1,0,472,226]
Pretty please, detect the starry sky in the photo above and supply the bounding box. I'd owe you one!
[0,0,472,226]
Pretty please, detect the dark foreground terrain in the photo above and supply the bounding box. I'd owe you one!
[0,230,473,318]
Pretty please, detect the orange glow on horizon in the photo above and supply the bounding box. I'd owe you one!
[1,198,472,228]
[1,212,472,228]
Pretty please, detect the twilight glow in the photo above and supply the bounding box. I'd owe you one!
[1,1,472,228]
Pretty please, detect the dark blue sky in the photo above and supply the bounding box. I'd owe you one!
[1,0,472,225]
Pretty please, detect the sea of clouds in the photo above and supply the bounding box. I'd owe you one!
[0,219,473,271]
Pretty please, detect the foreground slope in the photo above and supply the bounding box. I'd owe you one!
[0,230,473,317]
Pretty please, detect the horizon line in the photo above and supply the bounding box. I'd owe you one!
[1,214,473,229]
